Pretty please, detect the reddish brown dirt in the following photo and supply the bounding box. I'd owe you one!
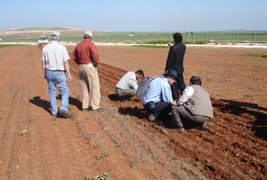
[0,45,266,180]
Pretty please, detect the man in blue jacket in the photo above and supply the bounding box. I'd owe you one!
[142,69,178,122]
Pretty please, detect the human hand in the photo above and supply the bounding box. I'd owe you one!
[172,100,177,106]
[167,41,171,47]
[67,75,72,81]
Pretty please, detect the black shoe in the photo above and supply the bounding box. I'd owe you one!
[197,123,207,130]
[58,109,72,118]
[155,119,163,126]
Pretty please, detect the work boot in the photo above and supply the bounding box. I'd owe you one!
[91,107,104,112]
[58,109,72,118]
[197,123,207,130]
[82,108,89,112]
[177,128,185,134]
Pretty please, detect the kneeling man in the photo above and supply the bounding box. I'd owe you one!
[172,76,213,134]
[116,70,144,100]
[142,69,177,122]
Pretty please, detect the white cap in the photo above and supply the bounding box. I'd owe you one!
[84,30,93,37]
[51,31,61,39]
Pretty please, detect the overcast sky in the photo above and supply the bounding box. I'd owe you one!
[0,0,266,32]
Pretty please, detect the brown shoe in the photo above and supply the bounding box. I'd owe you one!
[91,107,104,112]
[58,109,72,118]
[177,128,185,134]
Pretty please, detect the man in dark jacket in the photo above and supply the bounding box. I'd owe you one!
[165,32,186,100]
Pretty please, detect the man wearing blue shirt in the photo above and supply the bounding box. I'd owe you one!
[142,69,178,122]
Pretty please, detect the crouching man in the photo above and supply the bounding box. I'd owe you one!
[115,70,144,101]
[142,69,177,122]
[172,76,213,134]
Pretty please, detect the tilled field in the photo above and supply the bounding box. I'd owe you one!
[0,46,266,180]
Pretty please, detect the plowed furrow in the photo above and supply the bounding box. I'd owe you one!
[95,61,267,179]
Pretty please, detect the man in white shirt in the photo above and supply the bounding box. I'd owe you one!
[41,31,72,118]
[172,76,213,134]
[115,70,144,101]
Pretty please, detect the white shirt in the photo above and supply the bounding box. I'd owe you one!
[41,41,70,70]
[116,71,138,90]
[178,86,194,105]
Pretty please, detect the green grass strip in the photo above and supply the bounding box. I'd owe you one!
[131,45,168,48]
[242,53,267,58]
[0,44,27,48]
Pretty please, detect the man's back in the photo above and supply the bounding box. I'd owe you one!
[185,85,213,118]
[42,41,69,70]
[116,71,138,90]
[73,39,99,64]
[142,77,173,105]
[165,43,186,74]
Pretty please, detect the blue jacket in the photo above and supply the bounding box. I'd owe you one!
[142,77,173,105]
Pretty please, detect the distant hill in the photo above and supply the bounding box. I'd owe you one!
[0,27,85,37]
[14,27,70,31]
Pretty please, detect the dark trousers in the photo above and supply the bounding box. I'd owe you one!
[144,101,171,118]
[171,74,186,100]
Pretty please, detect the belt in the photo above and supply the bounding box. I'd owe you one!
[79,63,92,65]
[80,63,94,67]
[47,69,64,72]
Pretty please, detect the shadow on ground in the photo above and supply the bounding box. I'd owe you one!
[213,98,267,140]
[118,106,181,129]
[108,94,121,102]
[29,96,50,114]
[108,93,140,102]
[29,96,82,116]
[118,106,147,119]
[57,95,82,110]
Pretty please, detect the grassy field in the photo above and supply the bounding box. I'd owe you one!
[1,31,267,44]
[131,45,169,48]
[0,44,26,48]
[242,53,267,58]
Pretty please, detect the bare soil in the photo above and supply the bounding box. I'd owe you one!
[0,45,266,180]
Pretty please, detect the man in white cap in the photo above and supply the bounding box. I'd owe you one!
[41,31,72,118]
[72,31,102,111]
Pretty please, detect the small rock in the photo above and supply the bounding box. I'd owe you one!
[20,130,27,136]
